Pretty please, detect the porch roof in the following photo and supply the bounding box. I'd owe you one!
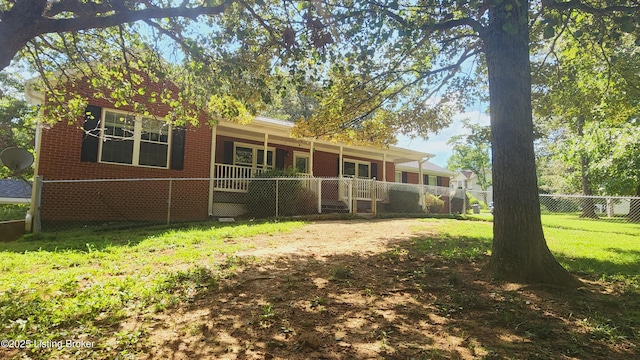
[395,161,456,177]
[217,116,434,163]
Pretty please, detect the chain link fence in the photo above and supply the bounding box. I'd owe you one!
[24,177,640,232]
[31,177,455,232]
[539,194,640,223]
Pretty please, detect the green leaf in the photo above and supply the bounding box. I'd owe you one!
[543,25,555,39]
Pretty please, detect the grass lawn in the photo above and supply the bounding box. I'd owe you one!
[0,220,304,357]
[0,215,638,359]
[462,213,640,281]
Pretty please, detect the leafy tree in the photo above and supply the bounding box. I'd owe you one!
[532,27,640,218]
[446,119,492,203]
[4,0,640,286]
[581,121,640,222]
[0,73,36,179]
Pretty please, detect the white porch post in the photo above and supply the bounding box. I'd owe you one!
[263,133,269,171]
[339,145,343,177]
[418,159,424,210]
[208,125,217,216]
[382,154,387,182]
[309,139,314,176]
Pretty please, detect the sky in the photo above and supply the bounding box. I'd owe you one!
[396,107,490,168]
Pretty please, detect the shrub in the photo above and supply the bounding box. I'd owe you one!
[423,193,445,214]
[294,188,318,215]
[245,168,303,218]
[451,189,471,214]
[386,188,421,213]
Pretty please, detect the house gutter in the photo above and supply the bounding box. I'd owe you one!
[208,125,217,216]
[25,81,45,232]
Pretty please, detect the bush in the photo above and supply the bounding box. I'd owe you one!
[451,189,471,214]
[245,168,303,218]
[386,189,421,213]
[294,188,318,215]
[423,193,445,214]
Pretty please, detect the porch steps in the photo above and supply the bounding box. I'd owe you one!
[321,200,350,214]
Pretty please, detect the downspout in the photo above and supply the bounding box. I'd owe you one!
[263,133,268,171]
[25,82,44,232]
[208,125,217,216]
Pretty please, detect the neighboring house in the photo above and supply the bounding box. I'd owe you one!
[450,170,492,191]
[26,79,450,224]
[0,179,32,204]
[450,169,493,204]
[395,161,454,188]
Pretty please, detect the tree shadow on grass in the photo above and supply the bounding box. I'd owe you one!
[132,235,638,360]
[1,221,638,359]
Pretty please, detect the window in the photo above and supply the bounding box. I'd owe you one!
[100,110,170,168]
[233,143,274,169]
[395,171,402,183]
[294,152,309,173]
[428,175,437,186]
[343,160,369,178]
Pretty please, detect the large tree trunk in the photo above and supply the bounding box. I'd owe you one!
[577,116,598,218]
[629,185,640,223]
[483,0,580,287]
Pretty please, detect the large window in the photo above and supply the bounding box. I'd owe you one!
[234,143,274,169]
[100,110,170,168]
[343,160,370,178]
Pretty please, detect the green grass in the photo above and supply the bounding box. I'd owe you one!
[415,215,640,281]
[0,203,29,221]
[0,220,304,352]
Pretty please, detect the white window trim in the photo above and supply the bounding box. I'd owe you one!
[395,171,402,183]
[343,159,370,179]
[293,151,310,174]
[98,108,172,169]
[233,142,275,169]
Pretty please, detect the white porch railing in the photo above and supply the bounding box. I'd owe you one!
[339,177,389,201]
[213,163,312,192]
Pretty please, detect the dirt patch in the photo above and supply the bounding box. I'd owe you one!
[123,219,637,359]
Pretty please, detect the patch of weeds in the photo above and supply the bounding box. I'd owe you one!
[523,322,556,341]
[329,265,353,282]
[284,274,298,290]
[310,296,328,308]
[261,303,274,319]
[435,290,480,316]
[114,329,147,355]
[153,266,219,304]
[183,321,209,336]
[447,272,463,286]
[581,314,629,343]
[260,303,275,327]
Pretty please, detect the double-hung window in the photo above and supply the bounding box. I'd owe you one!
[233,143,274,170]
[100,110,170,168]
[343,160,370,178]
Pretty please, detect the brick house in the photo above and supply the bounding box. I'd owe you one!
[26,78,450,225]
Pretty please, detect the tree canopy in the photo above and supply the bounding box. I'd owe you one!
[446,119,492,194]
[3,0,640,286]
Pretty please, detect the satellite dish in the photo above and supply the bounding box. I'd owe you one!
[0,147,34,173]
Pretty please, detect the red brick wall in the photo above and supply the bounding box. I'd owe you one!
[385,162,395,182]
[406,172,419,184]
[38,78,211,225]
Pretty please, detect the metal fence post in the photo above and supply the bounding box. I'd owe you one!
[30,175,43,234]
[371,179,377,216]
[347,179,353,213]
[275,178,279,218]
[167,178,172,225]
[317,178,322,214]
